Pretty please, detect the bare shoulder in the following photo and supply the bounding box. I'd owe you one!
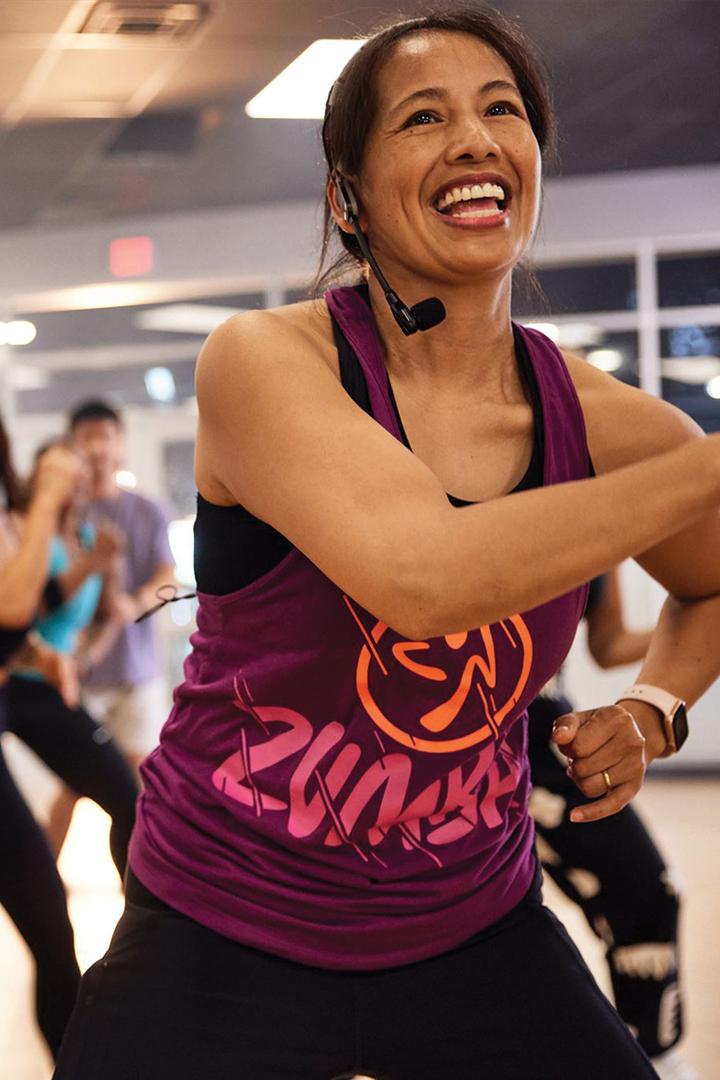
[195,296,337,397]
[561,349,703,473]
[194,297,348,503]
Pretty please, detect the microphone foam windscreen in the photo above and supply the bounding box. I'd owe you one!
[412,297,446,331]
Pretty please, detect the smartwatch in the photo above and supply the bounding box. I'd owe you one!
[616,684,689,757]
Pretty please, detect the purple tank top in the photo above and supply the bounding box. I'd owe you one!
[130,287,591,970]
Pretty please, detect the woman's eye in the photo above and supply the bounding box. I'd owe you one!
[487,101,521,117]
[404,110,440,128]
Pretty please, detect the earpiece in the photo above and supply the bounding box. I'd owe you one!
[331,173,445,337]
[334,174,359,225]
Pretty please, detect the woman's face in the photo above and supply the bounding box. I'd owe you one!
[355,31,542,288]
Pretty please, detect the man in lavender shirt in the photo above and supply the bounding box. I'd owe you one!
[45,398,177,864]
[68,400,176,771]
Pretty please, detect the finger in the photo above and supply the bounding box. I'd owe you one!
[570,731,645,782]
[562,705,637,760]
[551,709,591,747]
[568,757,642,800]
[570,780,639,823]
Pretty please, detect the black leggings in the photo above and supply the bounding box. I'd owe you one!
[0,738,80,1056]
[53,868,658,1079]
[0,678,138,1057]
[3,676,138,875]
[528,693,681,1059]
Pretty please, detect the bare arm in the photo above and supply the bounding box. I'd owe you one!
[545,364,720,818]
[0,449,80,627]
[196,313,720,640]
[585,567,654,669]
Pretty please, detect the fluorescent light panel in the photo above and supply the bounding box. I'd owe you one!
[136,304,244,334]
[246,39,366,119]
[661,356,720,385]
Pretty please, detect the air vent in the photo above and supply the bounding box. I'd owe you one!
[80,2,213,39]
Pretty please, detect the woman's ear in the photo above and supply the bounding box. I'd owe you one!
[326,174,363,235]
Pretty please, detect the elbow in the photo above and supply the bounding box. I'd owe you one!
[590,649,615,671]
[370,548,442,641]
[381,559,486,641]
[587,634,616,669]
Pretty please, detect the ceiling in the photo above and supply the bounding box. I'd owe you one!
[0,0,718,232]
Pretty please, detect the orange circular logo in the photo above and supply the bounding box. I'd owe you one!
[354,614,534,754]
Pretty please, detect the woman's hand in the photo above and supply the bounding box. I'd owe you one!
[550,703,660,822]
[18,634,80,709]
[33,445,84,510]
[89,521,126,572]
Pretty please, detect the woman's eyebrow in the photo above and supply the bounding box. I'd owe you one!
[388,79,522,121]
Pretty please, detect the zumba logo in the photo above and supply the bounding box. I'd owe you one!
[346,597,534,754]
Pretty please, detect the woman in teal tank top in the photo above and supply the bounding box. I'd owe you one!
[0,444,139,1060]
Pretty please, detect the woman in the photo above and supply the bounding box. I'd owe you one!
[54,9,720,1079]
[0,428,137,1060]
[5,442,139,877]
[0,423,86,1058]
[0,428,80,670]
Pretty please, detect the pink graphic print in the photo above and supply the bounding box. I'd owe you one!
[212,674,526,869]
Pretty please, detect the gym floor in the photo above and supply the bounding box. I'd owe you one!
[1,777,718,1080]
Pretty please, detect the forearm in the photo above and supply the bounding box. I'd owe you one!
[420,437,720,638]
[589,628,654,669]
[81,616,123,673]
[0,495,60,626]
[619,592,720,761]
[56,552,98,601]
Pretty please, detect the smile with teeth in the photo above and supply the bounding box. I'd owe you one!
[435,182,507,219]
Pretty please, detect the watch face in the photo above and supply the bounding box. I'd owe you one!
[672,703,689,752]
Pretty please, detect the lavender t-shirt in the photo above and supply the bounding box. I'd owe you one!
[84,488,173,687]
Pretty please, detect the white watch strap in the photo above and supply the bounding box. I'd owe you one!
[617,684,681,716]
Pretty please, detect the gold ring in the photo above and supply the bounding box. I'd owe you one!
[602,769,612,792]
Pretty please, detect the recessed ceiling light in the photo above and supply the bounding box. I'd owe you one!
[145,366,177,402]
[245,39,366,120]
[0,320,37,346]
[706,375,720,399]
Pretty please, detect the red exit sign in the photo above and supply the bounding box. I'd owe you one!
[109,235,154,277]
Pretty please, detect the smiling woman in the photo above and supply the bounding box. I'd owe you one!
[51,6,720,1080]
[318,7,556,293]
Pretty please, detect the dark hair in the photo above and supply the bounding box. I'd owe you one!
[69,399,122,431]
[0,411,27,511]
[315,4,558,295]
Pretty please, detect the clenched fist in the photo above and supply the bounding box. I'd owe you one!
[551,703,648,823]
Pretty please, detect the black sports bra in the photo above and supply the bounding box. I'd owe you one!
[194,313,545,596]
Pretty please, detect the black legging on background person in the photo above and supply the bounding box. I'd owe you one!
[0,705,80,1056]
[0,433,86,1056]
[529,695,681,1060]
[2,676,137,876]
[528,572,685,1065]
[0,672,138,1058]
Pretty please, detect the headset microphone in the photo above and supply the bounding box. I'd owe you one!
[334,176,446,336]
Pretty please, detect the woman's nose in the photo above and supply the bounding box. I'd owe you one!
[444,118,502,163]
